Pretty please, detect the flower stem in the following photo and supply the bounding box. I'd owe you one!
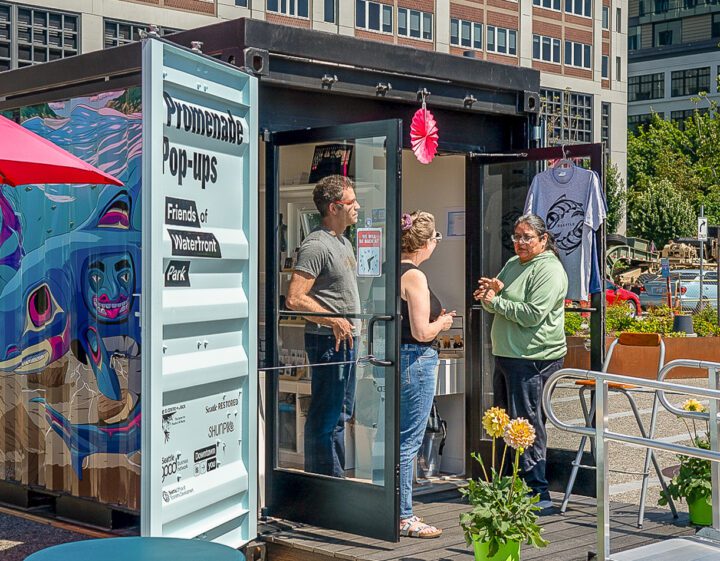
[475,450,490,483]
[499,443,508,477]
[507,448,521,505]
[492,438,496,474]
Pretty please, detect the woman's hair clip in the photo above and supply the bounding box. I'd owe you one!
[401,213,413,231]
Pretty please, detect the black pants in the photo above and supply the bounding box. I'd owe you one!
[493,355,565,501]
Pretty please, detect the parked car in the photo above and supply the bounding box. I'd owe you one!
[639,269,718,312]
[606,281,642,316]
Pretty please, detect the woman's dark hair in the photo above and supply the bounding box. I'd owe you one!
[514,213,560,259]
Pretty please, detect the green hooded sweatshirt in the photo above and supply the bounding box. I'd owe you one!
[482,251,568,360]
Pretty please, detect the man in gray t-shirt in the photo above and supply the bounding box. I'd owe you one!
[286,175,360,477]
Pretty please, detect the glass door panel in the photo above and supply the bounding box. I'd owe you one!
[265,120,401,541]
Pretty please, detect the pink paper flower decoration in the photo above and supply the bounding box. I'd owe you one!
[410,107,439,164]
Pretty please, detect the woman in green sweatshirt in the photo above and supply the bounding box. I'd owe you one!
[473,213,568,509]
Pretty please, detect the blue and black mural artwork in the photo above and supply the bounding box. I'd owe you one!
[0,89,142,507]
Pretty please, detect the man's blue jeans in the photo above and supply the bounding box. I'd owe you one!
[400,344,438,519]
[493,355,564,501]
[304,332,357,477]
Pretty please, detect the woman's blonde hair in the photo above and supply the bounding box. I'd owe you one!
[401,210,436,254]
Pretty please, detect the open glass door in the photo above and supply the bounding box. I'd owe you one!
[465,144,605,480]
[264,120,401,541]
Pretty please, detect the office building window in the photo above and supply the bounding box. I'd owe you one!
[653,20,681,46]
[565,0,592,17]
[532,34,561,63]
[451,18,482,49]
[602,6,609,29]
[616,56,621,81]
[564,40,592,68]
[616,8,621,32]
[103,20,181,48]
[487,26,517,55]
[713,13,720,38]
[356,1,392,33]
[602,55,609,78]
[628,113,659,133]
[235,0,248,6]
[398,8,432,40]
[628,26,641,50]
[540,88,593,144]
[601,102,610,147]
[534,0,562,10]
[0,4,80,70]
[324,0,335,23]
[267,0,309,18]
[654,0,669,12]
[628,72,665,101]
[671,67,710,97]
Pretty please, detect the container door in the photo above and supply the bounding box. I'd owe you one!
[140,38,258,546]
[264,120,401,541]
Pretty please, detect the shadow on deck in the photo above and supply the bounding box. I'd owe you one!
[257,490,694,561]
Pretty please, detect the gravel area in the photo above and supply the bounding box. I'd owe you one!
[0,508,92,561]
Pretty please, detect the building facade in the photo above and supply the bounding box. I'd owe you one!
[628,0,720,132]
[0,0,626,174]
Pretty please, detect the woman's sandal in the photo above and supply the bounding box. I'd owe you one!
[399,515,443,539]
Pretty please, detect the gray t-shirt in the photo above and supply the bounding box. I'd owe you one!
[524,166,605,301]
[294,228,360,334]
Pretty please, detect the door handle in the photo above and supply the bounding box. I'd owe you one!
[367,315,394,367]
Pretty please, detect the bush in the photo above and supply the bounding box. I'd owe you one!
[693,306,720,337]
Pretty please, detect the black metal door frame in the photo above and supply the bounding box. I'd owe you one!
[264,119,402,541]
[465,143,606,478]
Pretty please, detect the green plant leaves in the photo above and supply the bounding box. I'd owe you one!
[459,455,548,554]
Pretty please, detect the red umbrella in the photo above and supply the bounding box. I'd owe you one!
[0,114,123,187]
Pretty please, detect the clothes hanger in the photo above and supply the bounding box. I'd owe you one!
[553,144,573,169]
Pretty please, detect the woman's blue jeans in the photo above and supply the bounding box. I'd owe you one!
[400,344,438,519]
[493,355,564,501]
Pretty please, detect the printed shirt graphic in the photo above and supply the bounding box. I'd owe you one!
[524,166,605,301]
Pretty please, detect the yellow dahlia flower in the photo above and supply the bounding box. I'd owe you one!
[682,398,706,413]
[503,418,536,451]
[482,407,510,438]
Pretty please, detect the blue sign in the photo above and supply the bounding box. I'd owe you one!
[661,258,670,278]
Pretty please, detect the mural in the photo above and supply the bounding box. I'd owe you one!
[0,89,142,510]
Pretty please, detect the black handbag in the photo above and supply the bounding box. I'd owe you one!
[426,399,448,455]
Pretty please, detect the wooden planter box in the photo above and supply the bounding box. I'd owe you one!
[565,335,720,379]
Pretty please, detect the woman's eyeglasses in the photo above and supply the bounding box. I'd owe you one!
[510,234,539,244]
[432,232,443,243]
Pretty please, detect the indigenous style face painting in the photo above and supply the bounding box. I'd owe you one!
[0,89,143,505]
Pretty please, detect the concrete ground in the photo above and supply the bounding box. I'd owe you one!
[547,377,711,519]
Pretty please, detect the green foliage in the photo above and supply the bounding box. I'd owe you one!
[627,179,695,249]
[460,453,548,555]
[659,434,712,506]
[605,162,626,234]
[692,305,720,337]
[627,97,720,245]
[564,311,586,337]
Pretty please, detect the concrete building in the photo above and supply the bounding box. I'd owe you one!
[628,0,720,131]
[0,0,626,173]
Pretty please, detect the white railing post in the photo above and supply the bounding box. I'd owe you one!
[711,365,720,531]
[596,378,610,560]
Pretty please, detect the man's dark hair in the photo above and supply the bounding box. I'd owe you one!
[313,175,355,217]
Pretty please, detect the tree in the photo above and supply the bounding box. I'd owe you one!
[627,178,695,248]
[605,161,625,233]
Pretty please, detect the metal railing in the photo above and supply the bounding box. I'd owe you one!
[543,360,720,560]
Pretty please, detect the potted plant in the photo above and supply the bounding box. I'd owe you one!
[460,407,548,561]
[659,399,712,526]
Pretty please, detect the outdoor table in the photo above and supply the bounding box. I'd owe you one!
[25,536,246,561]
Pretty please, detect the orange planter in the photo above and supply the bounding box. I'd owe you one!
[564,336,720,379]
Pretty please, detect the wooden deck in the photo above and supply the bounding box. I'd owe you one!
[258,490,695,561]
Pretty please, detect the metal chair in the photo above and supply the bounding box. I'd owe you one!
[559,332,678,527]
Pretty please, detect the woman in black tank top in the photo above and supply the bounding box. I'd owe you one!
[398,211,455,539]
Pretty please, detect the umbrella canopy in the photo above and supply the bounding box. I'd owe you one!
[0,114,123,187]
